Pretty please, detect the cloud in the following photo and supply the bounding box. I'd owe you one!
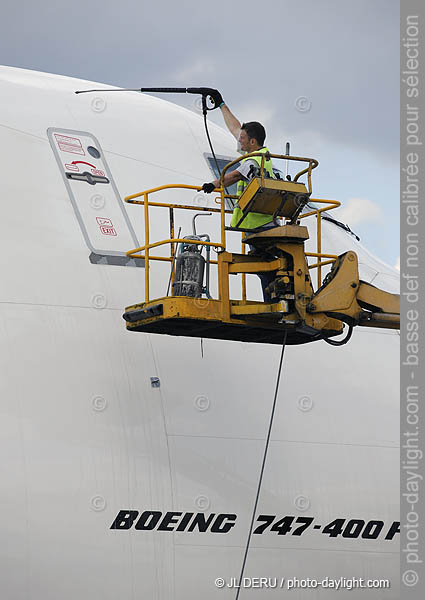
[395,256,400,271]
[174,58,217,82]
[0,0,398,161]
[333,197,383,227]
[0,0,398,265]
[235,101,276,127]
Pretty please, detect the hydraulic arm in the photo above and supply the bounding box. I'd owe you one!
[237,225,400,342]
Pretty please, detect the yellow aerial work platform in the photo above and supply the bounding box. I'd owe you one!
[122,152,400,346]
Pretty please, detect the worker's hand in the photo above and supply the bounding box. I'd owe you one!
[202,182,216,193]
[208,89,224,110]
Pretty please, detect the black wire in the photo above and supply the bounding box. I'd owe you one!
[235,330,288,600]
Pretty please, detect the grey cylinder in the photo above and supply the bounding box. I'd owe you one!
[172,248,205,297]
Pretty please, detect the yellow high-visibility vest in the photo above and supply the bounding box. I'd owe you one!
[230,147,275,229]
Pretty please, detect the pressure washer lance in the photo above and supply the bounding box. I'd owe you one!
[75,87,222,114]
[166,226,182,297]
[75,85,231,202]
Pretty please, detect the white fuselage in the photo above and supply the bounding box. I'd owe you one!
[0,66,399,599]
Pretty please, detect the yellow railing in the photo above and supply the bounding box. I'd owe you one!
[125,184,233,302]
[300,199,341,284]
[124,156,341,303]
[220,152,319,194]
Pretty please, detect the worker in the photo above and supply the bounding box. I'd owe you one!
[201,90,277,301]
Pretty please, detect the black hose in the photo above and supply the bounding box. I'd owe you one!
[202,111,234,208]
[235,331,288,599]
[322,323,353,346]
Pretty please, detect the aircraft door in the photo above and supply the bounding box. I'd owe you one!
[48,128,141,266]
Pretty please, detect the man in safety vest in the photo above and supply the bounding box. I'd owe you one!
[201,91,277,300]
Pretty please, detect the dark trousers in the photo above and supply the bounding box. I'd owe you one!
[257,271,276,302]
[245,221,279,303]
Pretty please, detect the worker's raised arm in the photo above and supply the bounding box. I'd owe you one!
[208,90,241,141]
[220,105,241,140]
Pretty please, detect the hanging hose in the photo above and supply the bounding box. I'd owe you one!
[203,110,222,184]
[202,106,233,207]
[322,323,353,346]
[235,330,288,600]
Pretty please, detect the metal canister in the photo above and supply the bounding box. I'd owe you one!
[172,245,205,297]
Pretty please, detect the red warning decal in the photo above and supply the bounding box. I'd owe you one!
[65,163,80,171]
[54,134,85,156]
[96,217,117,236]
[65,160,105,177]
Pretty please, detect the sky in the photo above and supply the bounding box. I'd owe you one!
[1,0,400,267]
